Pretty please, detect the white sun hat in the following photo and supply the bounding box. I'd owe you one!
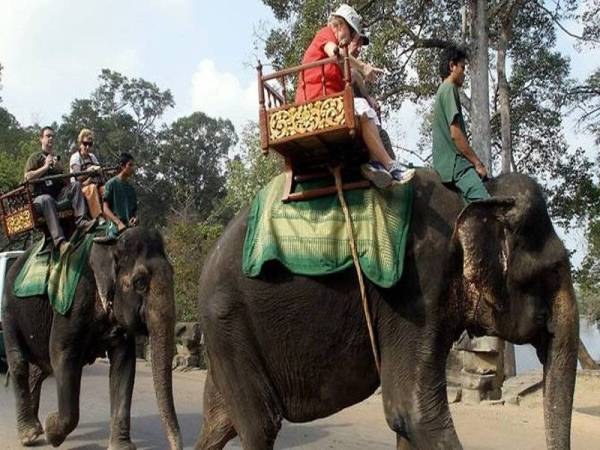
[330,4,365,38]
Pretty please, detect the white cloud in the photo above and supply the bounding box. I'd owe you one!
[0,0,192,126]
[190,59,257,132]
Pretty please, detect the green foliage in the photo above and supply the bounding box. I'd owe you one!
[157,112,237,221]
[577,218,600,324]
[0,135,38,192]
[221,122,283,215]
[164,219,223,321]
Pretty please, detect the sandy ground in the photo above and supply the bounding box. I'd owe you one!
[0,361,599,449]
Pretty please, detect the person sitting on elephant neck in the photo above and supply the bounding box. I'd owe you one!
[100,152,138,241]
[69,128,103,220]
[432,45,491,203]
[24,126,96,255]
[348,33,395,160]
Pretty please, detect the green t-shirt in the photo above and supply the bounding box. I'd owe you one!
[103,176,137,237]
[432,81,473,183]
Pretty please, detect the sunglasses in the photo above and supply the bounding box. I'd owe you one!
[82,141,93,147]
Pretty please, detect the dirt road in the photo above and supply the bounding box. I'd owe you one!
[0,361,598,449]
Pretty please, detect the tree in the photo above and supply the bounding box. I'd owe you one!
[57,69,175,225]
[220,122,282,215]
[571,68,600,144]
[156,112,237,222]
[164,219,223,321]
[58,69,174,161]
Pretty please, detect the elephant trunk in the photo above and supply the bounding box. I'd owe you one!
[541,268,579,450]
[146,262,183,450]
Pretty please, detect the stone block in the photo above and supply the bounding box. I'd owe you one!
[461,387,483,404]
[455,335,502,353]
[459,370,497,390]
[460,350,501,374]
[447,386,462,404]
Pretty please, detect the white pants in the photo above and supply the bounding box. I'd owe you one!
[354,97,380,126]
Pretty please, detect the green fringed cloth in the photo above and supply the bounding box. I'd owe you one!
[243,173,413,288]
[13,227,98,315]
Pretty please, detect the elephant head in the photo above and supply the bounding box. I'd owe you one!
[451,174,578,450]
[90,227,182,450]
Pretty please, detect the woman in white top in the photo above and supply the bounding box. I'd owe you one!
[70,128,102,218]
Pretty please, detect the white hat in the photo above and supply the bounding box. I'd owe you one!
[330,4,366,38]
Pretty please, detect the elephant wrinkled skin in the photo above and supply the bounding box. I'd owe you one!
[195,170,578,450]
[2,227,182,450]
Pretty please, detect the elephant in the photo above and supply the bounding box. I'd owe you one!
[194,170,579,450]
[2,227,182,450]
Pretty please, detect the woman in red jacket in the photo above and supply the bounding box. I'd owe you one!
[296,4,413,188]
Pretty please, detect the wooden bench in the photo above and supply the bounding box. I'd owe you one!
[257,47,370,202]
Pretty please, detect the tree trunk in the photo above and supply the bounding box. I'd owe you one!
[497,21,512,174]
[469,0,492,170]
[578,337,600,370]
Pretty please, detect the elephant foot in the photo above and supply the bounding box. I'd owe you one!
[19,422,44,446]
[44,412,67,447]
[108,440,137,450]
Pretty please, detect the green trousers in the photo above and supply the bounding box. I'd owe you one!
[453,165,490,203]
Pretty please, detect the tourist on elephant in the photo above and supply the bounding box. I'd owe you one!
[348,32,395,160]
[100,152,137,240]
[69,128,102,219]
[432,45,490,203]
[24,126,95,254]
[295,3,413,188]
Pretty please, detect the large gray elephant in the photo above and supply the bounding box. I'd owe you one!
[2,227,182,450]
[195,170,578,450]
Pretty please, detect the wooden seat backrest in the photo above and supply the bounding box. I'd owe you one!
[257,47,367,173]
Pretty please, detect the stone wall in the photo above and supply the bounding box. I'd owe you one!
[142,322,206,369]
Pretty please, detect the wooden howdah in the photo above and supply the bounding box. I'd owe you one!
[257,47,370,201]
[0,166,118,240]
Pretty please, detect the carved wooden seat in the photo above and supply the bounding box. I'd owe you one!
[258,48,370,202]
[0,167,117,240]
[0,185,74,240]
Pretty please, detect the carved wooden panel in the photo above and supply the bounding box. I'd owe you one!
[5,208,34,236]
[268,95,346,141]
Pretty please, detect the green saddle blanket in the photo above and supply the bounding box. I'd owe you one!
[13,227,99,315]
[242,173,413,288]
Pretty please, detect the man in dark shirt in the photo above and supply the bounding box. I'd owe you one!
[101,152,138,240]
[432,45,490,203]
[24,126,94,253]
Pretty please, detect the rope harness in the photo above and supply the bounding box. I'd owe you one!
[332,165,381,376]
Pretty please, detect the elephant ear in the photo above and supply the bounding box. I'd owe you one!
[452,197,516,311]
[89,242,117,313]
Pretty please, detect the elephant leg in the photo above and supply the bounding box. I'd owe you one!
[204,318,282,450]
[45,351,83,447]
[194,369,237,450]
[5,346,44,446]
[380,344,461,450]
[107,336,137,450]
[29,363,49,433]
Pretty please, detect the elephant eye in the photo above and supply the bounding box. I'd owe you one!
[133,276,148,293]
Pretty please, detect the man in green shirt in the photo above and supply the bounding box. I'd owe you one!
[101,153,138,239]
[432,45,490,203]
